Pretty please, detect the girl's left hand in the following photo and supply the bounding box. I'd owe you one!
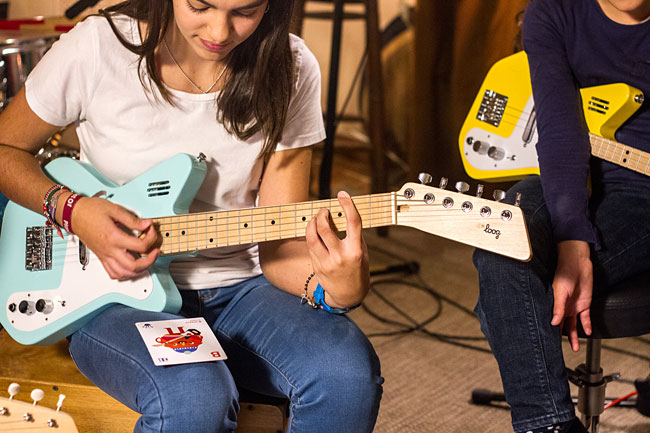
[305,191,370,308]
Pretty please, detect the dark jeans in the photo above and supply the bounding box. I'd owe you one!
[473,175,650,433]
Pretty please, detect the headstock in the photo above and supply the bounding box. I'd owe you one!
[0,382,78,432]
[395,175,531,261]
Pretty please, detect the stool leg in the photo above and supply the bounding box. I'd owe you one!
[364,0,387,196]
[568,339,617,433]
[318,0,344,199]
[291,0,306,36]
[583,339,602,433]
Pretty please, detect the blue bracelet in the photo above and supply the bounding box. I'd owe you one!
[312,283,360,315]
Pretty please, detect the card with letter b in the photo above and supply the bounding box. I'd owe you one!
[135,317,227,366]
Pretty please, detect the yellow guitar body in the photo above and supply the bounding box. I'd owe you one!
[458,50,645,181]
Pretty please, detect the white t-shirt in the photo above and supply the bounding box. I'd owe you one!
[25,15,326,289]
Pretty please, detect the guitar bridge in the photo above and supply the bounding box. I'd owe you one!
[25,227,53,271]
[477,89,508,127]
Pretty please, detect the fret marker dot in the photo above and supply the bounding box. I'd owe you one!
[244,223,248,228]
[165,233,170,237]
[181,231,186,235]
[271,220,275,225]
[338,212,342,217]
[302,216,307,221]
[209,238,214,243]
[210,216,214,221]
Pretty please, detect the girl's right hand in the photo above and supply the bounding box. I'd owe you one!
[59,195,161,280]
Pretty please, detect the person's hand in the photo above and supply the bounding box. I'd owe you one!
[551,240,593,351]
[61,195,161,280]
[305,191,369,308]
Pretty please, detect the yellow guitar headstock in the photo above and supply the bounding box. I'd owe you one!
[395,176,532,262]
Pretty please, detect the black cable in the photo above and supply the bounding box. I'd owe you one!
[363,244,650,361]
[362,241,493,354]
[601,344,650,362]
[634,336,650,346]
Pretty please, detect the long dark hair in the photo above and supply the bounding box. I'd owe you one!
[99,0,295,160]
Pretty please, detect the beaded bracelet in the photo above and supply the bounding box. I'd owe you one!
[43,184,70,240]
[300,272,318,308]
[47,188,67,224]
[42,184,69,227]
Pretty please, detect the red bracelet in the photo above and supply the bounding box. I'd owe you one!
[61,193,84,234]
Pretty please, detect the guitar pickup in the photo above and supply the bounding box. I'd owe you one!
[25,227,53,271]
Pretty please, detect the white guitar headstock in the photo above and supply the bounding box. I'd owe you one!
[0,383,78,432]
[395,176,532,261]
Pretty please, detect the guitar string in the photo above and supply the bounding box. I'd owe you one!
[44,203,518,265]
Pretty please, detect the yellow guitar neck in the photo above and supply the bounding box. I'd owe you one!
[590,133,650,176]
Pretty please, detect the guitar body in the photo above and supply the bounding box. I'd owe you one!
[0,153,206,345]
[458,50,644,181]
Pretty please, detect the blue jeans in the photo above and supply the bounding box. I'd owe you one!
[68,275,383,433]
[473,175,650,433]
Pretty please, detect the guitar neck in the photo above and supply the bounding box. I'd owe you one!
[154,193,395,256]
[589,133,650,176]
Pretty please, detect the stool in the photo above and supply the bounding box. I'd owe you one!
[293,0,387,199]
[567,270,650,432]
[471,269,650,432]
[237,387,289,433]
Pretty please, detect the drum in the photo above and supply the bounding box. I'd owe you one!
[0,30,59,111]
[35,132,79,166]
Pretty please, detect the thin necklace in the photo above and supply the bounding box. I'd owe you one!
[163,38,226,94]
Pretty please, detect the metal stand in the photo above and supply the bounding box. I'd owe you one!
[297,0,387,200]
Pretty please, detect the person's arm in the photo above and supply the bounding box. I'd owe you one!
[0,88,160,280]
[523,0,598,245]
[257,145,369,309]
[522,0,595,348]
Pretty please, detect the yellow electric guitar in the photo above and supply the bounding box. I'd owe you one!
[458,50,650,181]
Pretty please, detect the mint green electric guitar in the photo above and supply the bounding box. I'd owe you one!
[0,153,531,345]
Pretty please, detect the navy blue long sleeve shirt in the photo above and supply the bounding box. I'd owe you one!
[523,0,650,245]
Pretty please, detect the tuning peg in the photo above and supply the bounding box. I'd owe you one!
[454,181,469,194]
[31,388,44,406]
[493,190,506,202]
[514,192,522,207]
[439,177,448,189]
[56,394,66,412]
[476,183,484,198]
[8,383,19,400]
[418,172,433,185]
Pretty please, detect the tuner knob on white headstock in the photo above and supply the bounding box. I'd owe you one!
[493,190,506,202]
[515,192,522,207]
[439,177,448,189]
[418,173,433,185]
[455,181,469,194]
[476,184,484,198]
[31,388,44,406]
[8,383,19,400]
[56,394,66,412]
